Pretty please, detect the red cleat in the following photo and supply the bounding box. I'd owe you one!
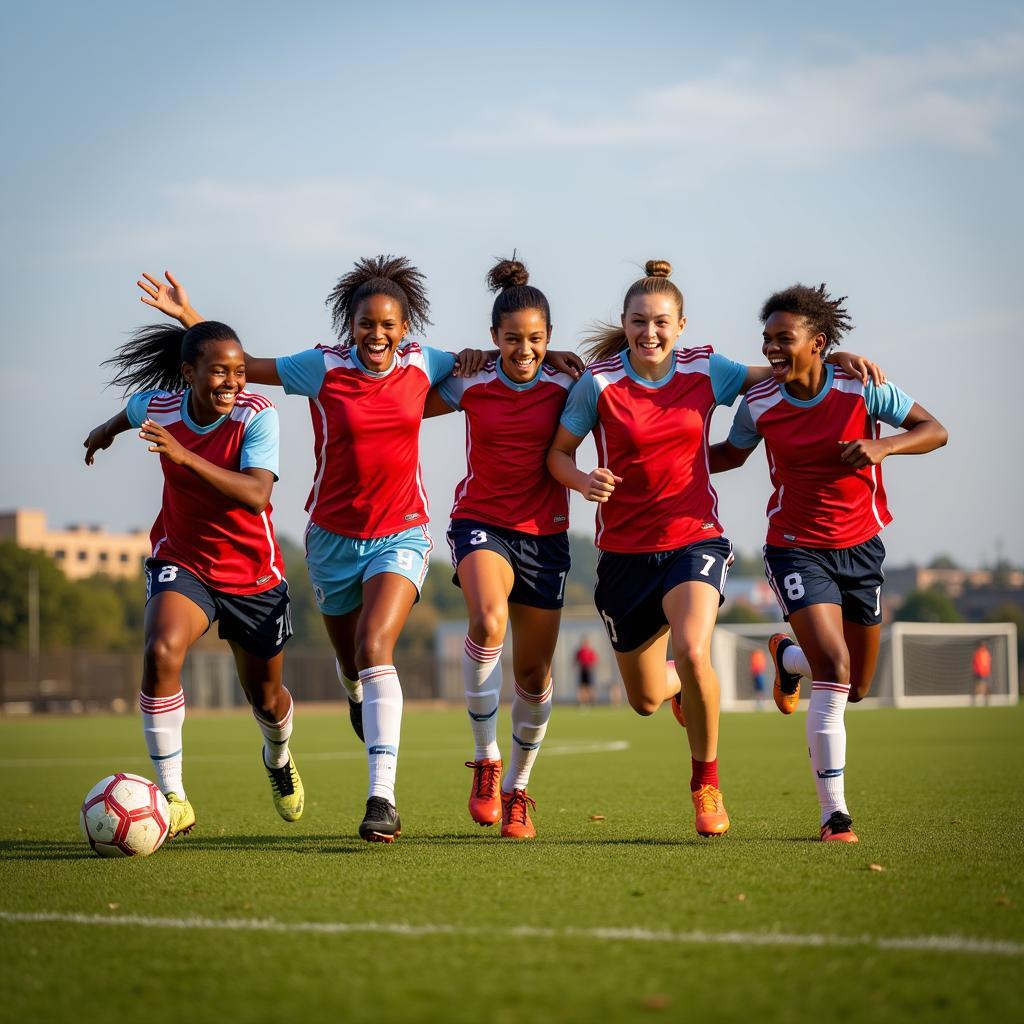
[500,788,537,839]
[820,811,859,843]
[465,759,502,826]
[692,784,730,837]
[670,692,686,729]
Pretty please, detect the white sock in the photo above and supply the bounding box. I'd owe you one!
[336,659,362,704]
[806,680,851,824]
[253,688,293,769]
[463,636,502,761]
[503,680,553,793]
[139,689,186,799]
[360,665,403,803]
[782,642,812,679]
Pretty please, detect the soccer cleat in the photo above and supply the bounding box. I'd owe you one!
[500,788,537,839]
[670,692,686,729]
[820,811,859,843]
[358,796,402,843]
[348,697,365,743]
[165,794,196,839]
[465,758,502,826]
[691,784,730,837]
[768,633,802,714]
[264,754,304,822]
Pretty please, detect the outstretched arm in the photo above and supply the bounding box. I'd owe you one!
[138,419,275,513]
[708,440,755,474]
[546,425,622,502]
[83,410,132,465]
[839,402,947,468]
[137,271,281,386]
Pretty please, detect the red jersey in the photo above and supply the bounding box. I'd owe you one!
[277,342,455,539]
[439,360,575,535]
[130,390,285,595]
[560,347,748,553]
[729,366,915,549]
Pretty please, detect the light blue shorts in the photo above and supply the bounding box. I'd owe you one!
[304,522,433,616]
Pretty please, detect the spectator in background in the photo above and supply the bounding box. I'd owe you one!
[575,636,599,707]
[750,647,768,710]
[972,641,992,706]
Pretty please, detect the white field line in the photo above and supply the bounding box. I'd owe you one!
[0,911,1020,957]
[0,740,629,769]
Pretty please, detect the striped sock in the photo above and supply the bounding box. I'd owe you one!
[139,689,186,799]
[253,688,293,769]
[807,680,851,824]
[360,665,403,803]
[503,679,553,792]
[782,643,812,679]
[463,636,502,761]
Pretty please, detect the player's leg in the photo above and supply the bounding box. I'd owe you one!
[322,608,365,741]
[843,622,881,703]
[455,547,513,825]
[500,602,561,839]
[838,539,885,704]
[612,630,674,714]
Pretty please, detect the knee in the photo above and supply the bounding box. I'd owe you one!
[468,609,507,648]
[627,692,661,717]
[810,648,850,687]
[671,639,710,681]
[144,635,187,677]
[355,631,392,669]
[515,665,550,695]
[246,681,279,718]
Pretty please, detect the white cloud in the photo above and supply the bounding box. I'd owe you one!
[455,33,1024,159]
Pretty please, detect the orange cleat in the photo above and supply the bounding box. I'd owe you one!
[820,811,859,843]
[670,692,686,729]
[500,788,537,839]
[768,634,802,715]
[691,784,730,837]
[465,759,502,826]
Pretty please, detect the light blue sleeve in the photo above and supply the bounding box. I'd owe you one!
[727,401,763,450]
[276,349,327,397]
[436,373,463,410]
[125,389,165,428]
[864,381,915,428]
[422,346,457,386]
[559,373,600,437]
[240,407,280,479]
[709,353,749,407]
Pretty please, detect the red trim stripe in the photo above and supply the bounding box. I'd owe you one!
[465,637,503,662]
[515,680,553,704]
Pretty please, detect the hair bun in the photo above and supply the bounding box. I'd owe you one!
[645,259,672,279]
[487,257,530,293]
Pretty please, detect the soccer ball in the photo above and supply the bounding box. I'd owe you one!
[80,773,170,858]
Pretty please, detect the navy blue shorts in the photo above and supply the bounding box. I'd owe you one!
[145,559,293,659]
[762,536,885,626]
[447,519,571,610]
[594,537,734,653]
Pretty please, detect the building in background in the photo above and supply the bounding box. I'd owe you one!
[0,508,149,580]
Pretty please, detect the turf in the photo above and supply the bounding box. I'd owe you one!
[1,704,1021,1024]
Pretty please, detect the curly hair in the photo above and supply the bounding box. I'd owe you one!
[487,255,551,329]
[582,260,684,365]
[760,283,853,352]
[103,320,240,395]
[326,255,431,342]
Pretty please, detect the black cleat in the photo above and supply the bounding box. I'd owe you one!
[348,697,365,743]
[820,810,859,843]
[359,796,402,843]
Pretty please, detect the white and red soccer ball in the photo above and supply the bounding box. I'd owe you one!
[80,773,170,857]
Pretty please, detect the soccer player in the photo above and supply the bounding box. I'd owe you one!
[83,320,302,839]
[137,260,477,843]
[710,283,947,842]
[426,256,578,839]
[547,261,883,838]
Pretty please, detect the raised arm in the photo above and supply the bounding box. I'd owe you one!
[83,409,132,465]
[137,271,282,386]
[546,425,621,502]
[839,402,947,468]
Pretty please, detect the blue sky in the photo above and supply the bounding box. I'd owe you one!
[2,1,1022,566]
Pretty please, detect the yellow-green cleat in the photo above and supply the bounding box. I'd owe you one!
[165,794,196,839]
[264,754,304,822]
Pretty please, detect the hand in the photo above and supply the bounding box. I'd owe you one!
[453,348,488,377]
[582,467,622,502]
[832,351,886,386]
[140,419,190,465]
[838,438,890,468]
[83,424,115,465]
[543,349,584,379]
[138,271,190,321]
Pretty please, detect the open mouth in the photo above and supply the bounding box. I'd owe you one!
[768,358,789,376]
[213,390,238,404]
[364,342,391,364]
[637,340,662,354]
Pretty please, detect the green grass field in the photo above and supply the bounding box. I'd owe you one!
[2,703,1021,1023]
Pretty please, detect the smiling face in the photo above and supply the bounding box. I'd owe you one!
[352,293,409,372]
[491,308,551,383]
[762,310,827,384]
[621,293,686,374]
[182,338,246,424]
